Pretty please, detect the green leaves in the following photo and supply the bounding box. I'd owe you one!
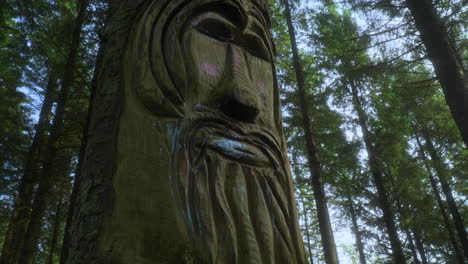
[272,0,466,262]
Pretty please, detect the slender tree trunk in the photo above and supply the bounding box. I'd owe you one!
[348,80,406,264]
[0,73,57,264]
[0,1,6,28]
[390,169,423,264]
[301,196,315,264]
[18,1,89,263]
[47,198,64,264]
[419,128,468,260]
[347,198,367,264]
[414,132,464,264]
[412,229,428,264]
[282,1,339,263]
[405,0,468,146]
[403,227,421,264]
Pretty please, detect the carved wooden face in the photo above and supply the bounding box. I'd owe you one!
[165,6,305,264]
[119,1,306,263]
[176,8,275,130]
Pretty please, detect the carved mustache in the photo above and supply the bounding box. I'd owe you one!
[185,109,282,165]
[196,130,271,167]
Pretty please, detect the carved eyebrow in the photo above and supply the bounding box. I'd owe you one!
[193,13,237,43]
[243,16,272,60]
[200,3,246,28]
[247,4,270,30]
[243,6,270,42]
[247,18,266,38]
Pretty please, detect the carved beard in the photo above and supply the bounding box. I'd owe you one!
[172,113,302,264]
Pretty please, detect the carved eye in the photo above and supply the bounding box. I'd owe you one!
[191,13,271,62]
[196,19,235,43]
[243,35,271,62]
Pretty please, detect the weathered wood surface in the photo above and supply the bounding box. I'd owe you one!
[65,1,306,263]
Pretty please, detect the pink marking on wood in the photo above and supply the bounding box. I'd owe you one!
[257,82,266,95]
[201,62,220,77]
[233,49,242,66]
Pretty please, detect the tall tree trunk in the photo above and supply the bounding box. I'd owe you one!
[18,1,89,263]
[347,198,367,264]
[412,229,428,264]
[301,196,315,264]
[403,226,421,264]
[390,167,423,264]
[0,73,57,264]
[405,0,468,146]
[419,128,468,260]
[282,1,339,263]
[0,1,6,28]
[59,23,105,264]
[348,80,406,263]
[47,197,64,264]
[62,1,132,262]
[414,132,464,264]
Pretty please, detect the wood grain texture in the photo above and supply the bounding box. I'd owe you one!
[66,1,306,263]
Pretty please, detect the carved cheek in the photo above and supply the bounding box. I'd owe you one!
[193,42,227,89]
[257,81,266,95]
[253,60,275,126]
[200,62,221,78]
[184,30,228,105]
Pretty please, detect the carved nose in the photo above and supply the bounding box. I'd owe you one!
[219,46,260,123]
[220,96,259,123]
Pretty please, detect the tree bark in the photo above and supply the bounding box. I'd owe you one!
[18,1,89,263]
[47,197,64,264]
[412,229,428,264]
[0,73,57,264]
[347,198,367,264]
[405,0,468,147]
[404,226,421,264]
[419,128,468,260]
[348,80,406,264]
[63,1,134,263]
[282,1,339,263]
[414,131,464,264]
[59,22,105,264]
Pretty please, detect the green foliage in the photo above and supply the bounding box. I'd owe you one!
[0,0,106,261]
[272,0,466,263]
[0,1,33,246]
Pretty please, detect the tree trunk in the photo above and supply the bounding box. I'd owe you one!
[391,169,422,264]
[405,0,468,147]
[47,197,64,264]
[404,227,421,264]
[18,1,89,263]
[347,198,367,264]
[282,1,339,263]
[0,73,57,264]
[419,128,468,260]
[301,196,315,264]
[59,22,105,264]
[62,2,134,263]
[414,132,464,264]
[412,229,428,264]
[348,80,406,264]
